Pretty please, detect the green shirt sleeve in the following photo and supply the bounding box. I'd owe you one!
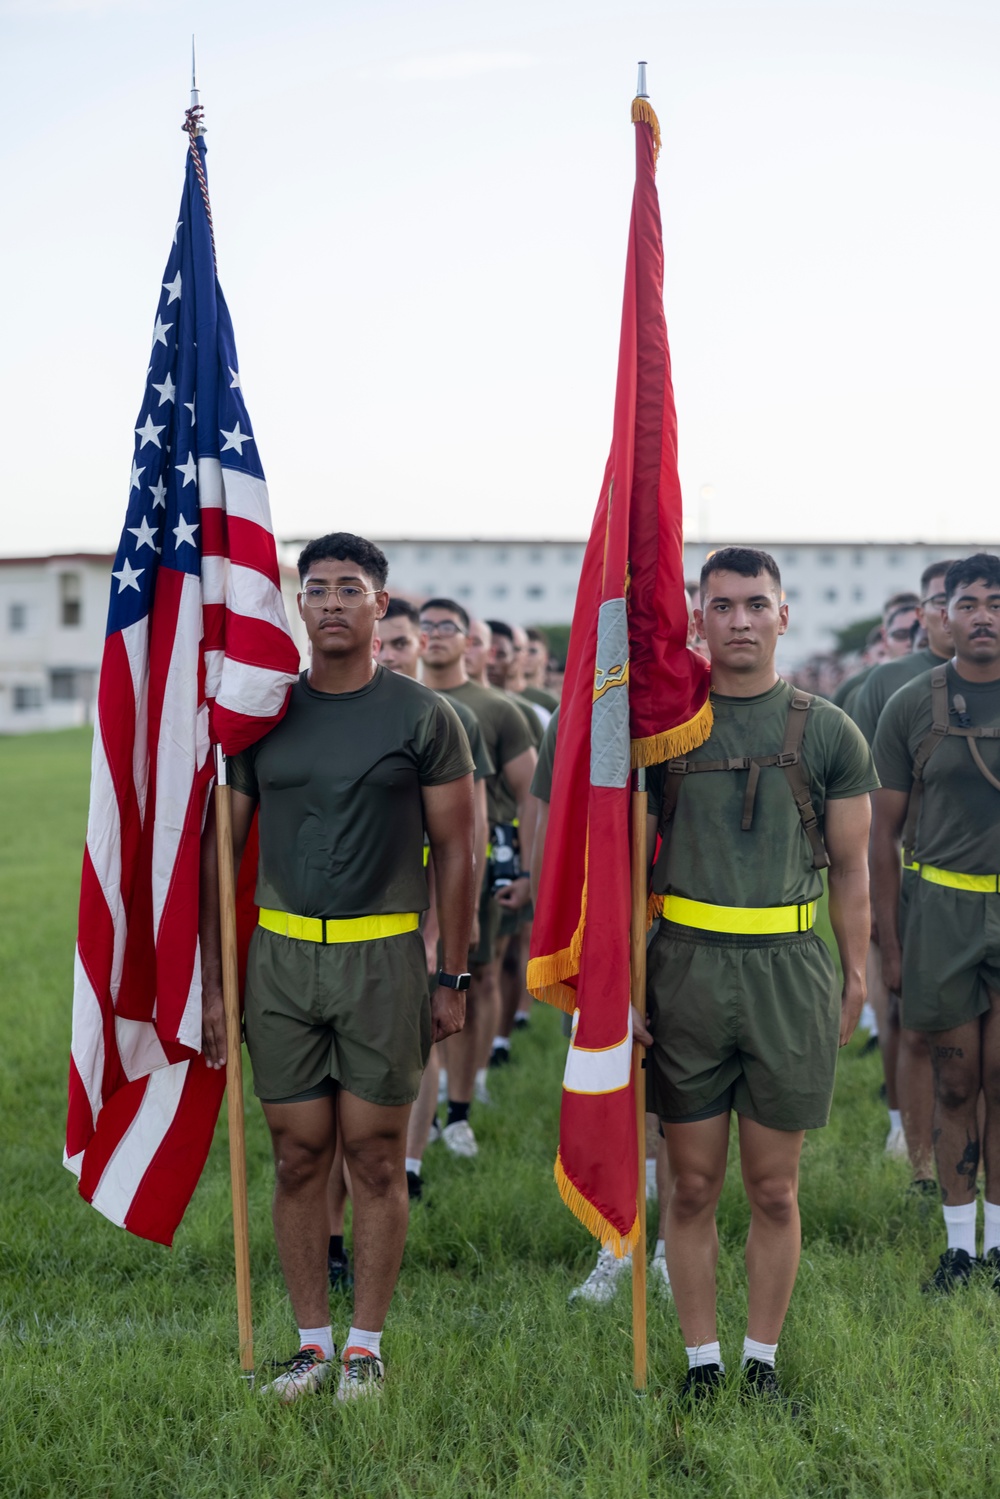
[822,705,881,799]
[871,690,916,794]
[851,675,881,746]
[418,698,477,786]
[530,708,559,802]
[226,745,259,802]
[495,696,534,769]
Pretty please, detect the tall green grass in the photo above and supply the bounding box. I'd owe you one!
[1,729,997,1498]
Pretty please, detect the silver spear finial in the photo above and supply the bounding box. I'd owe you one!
[636,60,649,99]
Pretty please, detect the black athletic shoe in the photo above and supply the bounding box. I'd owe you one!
[406,1168,423,1201]
[980,1246,1000,1291]
[860,1033,881,1057]
[328,1247,353,1294]
[922,1247,977,1294]
[513,1013,531,1031]
[679,1364,723,1402]
[488,1044,511,1069]
[740,1359,801,1414]
[906,1177,938,1199]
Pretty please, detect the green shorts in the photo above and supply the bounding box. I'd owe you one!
[244,926,431,1106]
[471,881,501,967]
[645,923,841,1133]
[901,882,1000,1033]
[898,864,918,942]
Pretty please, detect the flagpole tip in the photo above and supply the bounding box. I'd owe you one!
[636,61,649,99]
[187,34,206,134]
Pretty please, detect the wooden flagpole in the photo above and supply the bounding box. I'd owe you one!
[214,749,254,1373]
[630,766,649,1391]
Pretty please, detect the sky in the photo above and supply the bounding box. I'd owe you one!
[2,0,998,553]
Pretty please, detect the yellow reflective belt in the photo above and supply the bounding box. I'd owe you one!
[917,865,1000,894]
[901,853,921,872]
[258,909,420,944]
[660,894,817,935]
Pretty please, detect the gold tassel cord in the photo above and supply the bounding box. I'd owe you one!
[631,96,661,163]
[631,694,713,769]
[555,1155,641,1258]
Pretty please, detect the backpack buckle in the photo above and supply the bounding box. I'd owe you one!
[727,756,752,771]
[777,751,799,767]
[666,758,690,774]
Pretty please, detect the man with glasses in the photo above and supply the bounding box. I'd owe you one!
[199,534,475,1402]
[419,598,537,1159]
[837,593,920,719]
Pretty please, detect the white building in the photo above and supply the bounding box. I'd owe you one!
[279,536,996,668]
[0,553,307,735]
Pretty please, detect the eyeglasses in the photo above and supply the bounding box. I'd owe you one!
[420,620,465,637]
[887,626,914,642]
[301,585,375,608]
[921,593,947,609]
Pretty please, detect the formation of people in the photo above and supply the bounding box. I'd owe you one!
[197,531,1000,1406]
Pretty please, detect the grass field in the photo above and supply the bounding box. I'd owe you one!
[2,728,998,1498]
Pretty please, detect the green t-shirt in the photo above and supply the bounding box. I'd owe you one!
[439,680,534,825]
[531,706,560,803]
[833,663,877,719]
[511,691,545,748]
[648,680,880,908]
[446,694,494,782]
[228,667,474,919]
[521,684,559,718]
[872,664,1000,874]
[852,648,948,745]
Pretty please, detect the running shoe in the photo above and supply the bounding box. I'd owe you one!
[649,1250,672,1297]
[568,1245,632,1304]
[337,1348,385,1402]
[922,1246,977,1293]
[406,1168,423,1201]
[679,1364,722,1402]
[259,1345,332,1402]
[328,1248,353,1294]
[489,1043,511,1068]
[980,1246,1000,1291]
[740,1359,801,1414]
[474,1072,493,1107]
[442,1119,478,1158]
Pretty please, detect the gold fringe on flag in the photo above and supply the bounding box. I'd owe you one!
[555,1153,641,1258]
[631,96,662,163]
[631,693,713,768]
[647,891,663,930]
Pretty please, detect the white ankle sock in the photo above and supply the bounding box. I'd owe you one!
[492,1036,511,1052]
[685,1340,722,1370]
[345,1326,382,1359]
[298,1325,334,1360]
[645,1158,657,1195]
[888,1109,902,1133]
[405,1157,422,1176]
[654,1238,666,1259]
[984,1201,1000,1255]
[942,1201,977,1255]
[475,1067,488,1086]
[742,1336,778,1368]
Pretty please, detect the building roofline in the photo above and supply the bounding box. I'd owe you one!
[0,552,117,567]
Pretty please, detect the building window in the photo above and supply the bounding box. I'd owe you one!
[525,585,545,599]
[60,572,83,627]
[455,585,472,598]
[784,550,798,565]
[819,552,835,566]
[491,584,509,598]
[9,602,26,632]
[852,587,864,602]
[50,669,77,701]
[416,546,433,562]
[561,548,582,564]
[785,586,800,601]
[853,551,865,566]
[529,549,543,564]
[14,685,43,711]
[823,588,838,602]
[888,552,901,566]
[452,548,469,564]
[494,549,509,565]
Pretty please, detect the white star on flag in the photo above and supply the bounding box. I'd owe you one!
[228,367,242,389]
[173,516,199,548]
[135,414,166,449]
[220,422,252,455]
[127,516,160,552]
[151,315,172,347]
[130,460,145,491]
[176,452,198,487]
[162,272,182,304]
[149,478,168,509]
[112,558,144,593]
[152,373,176,405]
[184,401,196,426]
[173,220,182,243]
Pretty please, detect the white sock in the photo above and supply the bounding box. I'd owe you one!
[492,1036,511,1052]
[345,1326,382,1359]
[654,1238,666,1260]
[942,1201,977,1255]
[742,1336,778,1369]
[888,1109,902,1133]
[475,1067,488,1087]
[685,1340,722,1370]
[983,1201,1000,1255]
[645,1158,657,1195]
[405,1157,422,1176]
[297,1325,335,1360]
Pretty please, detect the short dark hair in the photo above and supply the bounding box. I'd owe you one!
[297,532,388,590]
[420,597,470,633]
[384,597,420,626]
[944,552,1000,601]
[700,546,781,595]
[485,618,514,642]
[526,626,548,647]
[920,560,956,595]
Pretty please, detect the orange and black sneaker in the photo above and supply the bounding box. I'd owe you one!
[337,1346,385,1402]
[259,1345,332,1403]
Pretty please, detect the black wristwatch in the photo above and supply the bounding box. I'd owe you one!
[437,970,472,991]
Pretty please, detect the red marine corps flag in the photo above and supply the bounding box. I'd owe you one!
[527,80,711,1256]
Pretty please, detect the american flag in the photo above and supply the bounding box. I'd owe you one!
[64,111,300,1246]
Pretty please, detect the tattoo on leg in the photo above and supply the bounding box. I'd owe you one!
[956,1134,979,1192]
[934,1047,965,1060]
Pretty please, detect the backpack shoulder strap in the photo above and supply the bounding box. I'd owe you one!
[901,667,950,862]
[779,691,831,871]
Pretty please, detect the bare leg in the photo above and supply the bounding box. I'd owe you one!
[662,1113,730,1346]
[498,930,523,1039]
[738,1117,805,1344]
[656,1132,671,1241]
[327,1120,350,1236]
[262,1095,338,1328]
[897,1026,935,1180]
[929,1017,982,1206]
[339,1091,412,1331]
[979,991,1000,1203]
[445,958,497,1103]
[869,940,900,1110]
[406,1043,442,1160]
